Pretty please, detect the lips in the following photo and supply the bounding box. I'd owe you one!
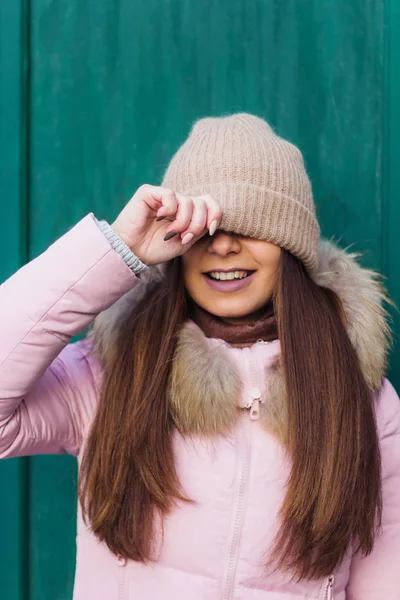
[203,270,256,293]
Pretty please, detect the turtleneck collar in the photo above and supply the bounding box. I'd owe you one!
[188,301,278,347]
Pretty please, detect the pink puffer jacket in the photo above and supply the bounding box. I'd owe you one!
[1,214,400,600]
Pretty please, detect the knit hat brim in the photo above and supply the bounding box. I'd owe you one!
[179,182,320,271]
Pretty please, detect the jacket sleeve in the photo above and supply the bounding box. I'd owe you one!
[0,214,138,457]
[346,378,400,599]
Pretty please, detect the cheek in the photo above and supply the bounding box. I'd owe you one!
[254,245,281,266]
[181,243,208,282]
[253,246,281,280]
[181,245,202,270]
[181,253,204,296]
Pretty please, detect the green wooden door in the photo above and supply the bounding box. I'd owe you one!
[1,1,400,598]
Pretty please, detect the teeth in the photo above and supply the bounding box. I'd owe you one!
[209,270,249,281]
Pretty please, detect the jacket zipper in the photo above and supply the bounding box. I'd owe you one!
[319,575,335,600]
[116,555,127,600]
[247,346,263,421]
[220,412,251,600]
[220,348,257,600]
[249,398,261,420]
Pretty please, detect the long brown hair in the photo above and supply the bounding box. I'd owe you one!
[79,250,382,579]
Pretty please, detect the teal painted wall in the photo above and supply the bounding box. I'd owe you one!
[1,1,399,598]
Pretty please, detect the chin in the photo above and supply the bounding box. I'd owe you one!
[200,298,262,319]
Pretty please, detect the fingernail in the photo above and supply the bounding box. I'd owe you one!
[164,231,178,241]
[156,216,166,222]
[209,220,218,236]
[181,233,194,245]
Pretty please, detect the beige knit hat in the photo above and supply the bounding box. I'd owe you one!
[162,113,320,271]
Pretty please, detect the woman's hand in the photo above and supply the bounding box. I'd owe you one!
[111,185,222,266]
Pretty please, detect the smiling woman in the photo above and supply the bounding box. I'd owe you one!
[1,113,399,600]
[182,233,281,321]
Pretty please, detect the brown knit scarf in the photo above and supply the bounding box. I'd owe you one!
[189,301,278,346]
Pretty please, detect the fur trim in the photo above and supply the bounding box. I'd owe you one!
[262,358,288,442]
[90,240,391,436]
[312,241,391,393]
[169,322,242,435]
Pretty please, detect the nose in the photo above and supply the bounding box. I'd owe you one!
[207,231,241,257]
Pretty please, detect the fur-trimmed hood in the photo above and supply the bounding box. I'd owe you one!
[90,240,391,437]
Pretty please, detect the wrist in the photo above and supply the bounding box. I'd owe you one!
[111,221,150,265]
[97,219,148,275]
[111,220,133,248]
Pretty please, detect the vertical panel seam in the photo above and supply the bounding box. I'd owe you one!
[20,0,30,262]
[20,1,31,599]
[382,0,390,277]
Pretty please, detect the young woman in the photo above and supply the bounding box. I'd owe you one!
[1,114,399,600]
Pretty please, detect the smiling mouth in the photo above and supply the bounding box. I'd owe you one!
[205,270,255,281]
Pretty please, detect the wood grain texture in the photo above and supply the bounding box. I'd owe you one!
[29,0,384,263]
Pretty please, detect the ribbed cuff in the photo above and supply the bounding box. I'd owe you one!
[95,219,148,275]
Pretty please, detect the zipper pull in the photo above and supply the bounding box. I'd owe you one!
[324,575,334,600]
[327,575,334,600]
[250,399,260,420]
